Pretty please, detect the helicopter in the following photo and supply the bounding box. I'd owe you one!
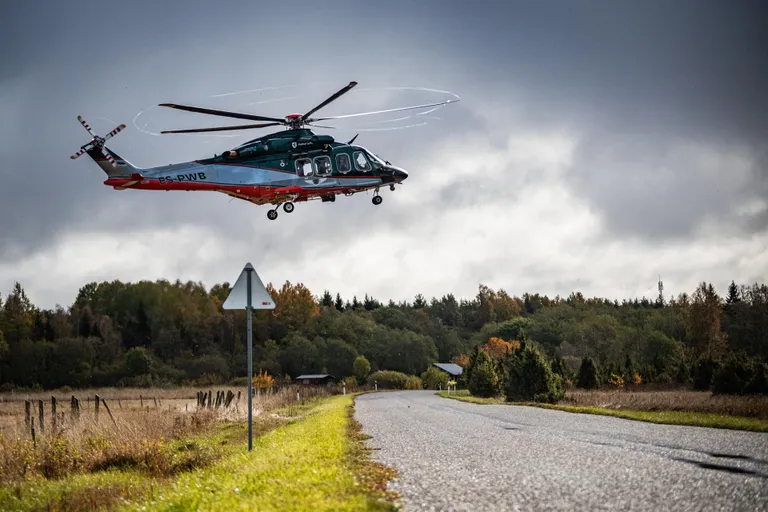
[70,81,458,220]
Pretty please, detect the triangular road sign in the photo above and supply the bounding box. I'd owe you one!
[222,263,276,310]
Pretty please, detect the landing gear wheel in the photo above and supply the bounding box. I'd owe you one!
[267,209,278,220]
[372,195,383,205]
[283,202,295,213]
[389,184,395,191]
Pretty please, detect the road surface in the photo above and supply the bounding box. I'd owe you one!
[354,391,768,511]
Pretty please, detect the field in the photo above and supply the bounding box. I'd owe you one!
[438,388,768,432]
[0,384,389,511]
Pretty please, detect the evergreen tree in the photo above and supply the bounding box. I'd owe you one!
[321,290,334,308]
[577,356,600,389]
[334,293,344,312]
[468,348,500,398]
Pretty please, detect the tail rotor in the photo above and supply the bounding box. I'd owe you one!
[71,115,126,168]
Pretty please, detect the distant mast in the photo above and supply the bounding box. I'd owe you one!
[657,275,664,306]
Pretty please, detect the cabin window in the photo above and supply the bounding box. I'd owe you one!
[296,158,313,177]
[353,151,371,172]
[336,153,351,174]
[314,155,332,176]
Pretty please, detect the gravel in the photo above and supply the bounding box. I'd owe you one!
[354,390,768,511]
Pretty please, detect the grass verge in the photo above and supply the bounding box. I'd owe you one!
[118,393,397,511]
[437,391,768,432]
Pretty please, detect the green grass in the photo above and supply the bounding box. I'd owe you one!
[119,394,396,511]
[437,391,768,432]
[0,394,397,511]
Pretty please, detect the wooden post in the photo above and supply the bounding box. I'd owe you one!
[25,400,30,429]
[153,397,158,408]
[38,400,44,432]
[31,417,36,447]
[95,394,100,422]
[101,398,118,428]
[140,395,143,408]
[51,397,57,430]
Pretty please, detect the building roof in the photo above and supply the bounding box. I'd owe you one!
[433,363,464,376]
[296,374,333,379]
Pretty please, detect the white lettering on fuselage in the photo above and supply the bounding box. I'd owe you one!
[158,172,207,184]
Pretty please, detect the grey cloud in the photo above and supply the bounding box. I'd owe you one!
[2,0,768,305]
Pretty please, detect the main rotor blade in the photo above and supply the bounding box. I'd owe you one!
[309,98,459,122]
[159,103,285,123]
[301,81,358,120]
[160,122,283,134]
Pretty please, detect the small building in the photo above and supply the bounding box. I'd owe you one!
[296,374,335,386]
[432,363,463,378]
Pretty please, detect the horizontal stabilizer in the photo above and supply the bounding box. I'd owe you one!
[114,172,146,190]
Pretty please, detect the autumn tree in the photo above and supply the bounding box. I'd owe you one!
[688,282,728,360]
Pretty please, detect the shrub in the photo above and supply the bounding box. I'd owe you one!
[712,356,768,395]
[353,355,371,384]
[420,366,449,390]
[607,373,624,389]
[405,376,423,390]
[468,349,500,398]
[692,357,718,390]
[367,370,410,389]
[504,342,564,403]
[577,356,600,389]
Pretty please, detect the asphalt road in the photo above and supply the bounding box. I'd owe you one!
[354,391,768,511]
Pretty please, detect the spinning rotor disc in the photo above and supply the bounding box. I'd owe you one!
[137,81,460,137]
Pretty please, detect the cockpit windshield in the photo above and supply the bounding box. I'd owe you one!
[359,147,386,168]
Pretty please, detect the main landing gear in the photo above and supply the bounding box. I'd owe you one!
[372,195,383,205]
[267,201,294,220]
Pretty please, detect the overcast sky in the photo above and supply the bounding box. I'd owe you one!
[1,0,766,310]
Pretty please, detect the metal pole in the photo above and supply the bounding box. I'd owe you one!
[246,268,253,452]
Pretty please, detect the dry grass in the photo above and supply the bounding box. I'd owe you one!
[562,389,768,419]
[0,384,338,487]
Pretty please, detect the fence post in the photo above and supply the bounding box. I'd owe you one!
[38,400,44,432]
[95,394,100,422]
[51,396,57,430]
[25,400,30,429]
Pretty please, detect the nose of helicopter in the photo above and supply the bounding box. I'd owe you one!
[382,165,408,183]
[393,167,408,182]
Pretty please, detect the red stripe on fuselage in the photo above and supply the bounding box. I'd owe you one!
[102,177,375,200]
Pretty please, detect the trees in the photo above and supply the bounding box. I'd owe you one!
[504,341,564,403]
[0,277,763,393]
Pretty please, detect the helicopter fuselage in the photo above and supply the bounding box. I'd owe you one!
[100,129,408,207]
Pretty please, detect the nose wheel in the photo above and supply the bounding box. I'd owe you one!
[267,209,278,220]
[372,195,383,205]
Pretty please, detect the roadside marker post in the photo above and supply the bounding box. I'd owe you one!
[223,263,275,452]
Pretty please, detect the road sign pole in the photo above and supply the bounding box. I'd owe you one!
[221,262,275,454]
[246,267,253,452]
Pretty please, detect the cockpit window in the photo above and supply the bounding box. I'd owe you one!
[353,151,371,172]
[296,158,313,177]
[336,153,351,174]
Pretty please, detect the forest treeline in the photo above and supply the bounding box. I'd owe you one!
[0,277,766,394]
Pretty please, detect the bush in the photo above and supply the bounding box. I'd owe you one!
[468,349,500,398]
[712,356,768,395]
[692,357,718,391]
[367,370,410,389]
[420,367,449,390]
[504,342,564,403]
[577,356,600,389]
[353,355,371,384]
[405,376,423,390]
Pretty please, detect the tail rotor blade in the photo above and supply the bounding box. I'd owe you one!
[103,123,126,141]
[77,115,97,136]
[70,147,87,159]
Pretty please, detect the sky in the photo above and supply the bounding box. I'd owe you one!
[1,0,767,310]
